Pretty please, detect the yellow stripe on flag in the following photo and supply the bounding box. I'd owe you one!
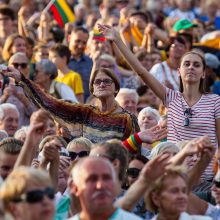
[57,0,75,22]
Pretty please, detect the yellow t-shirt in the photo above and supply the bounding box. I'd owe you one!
[56,70,84,95]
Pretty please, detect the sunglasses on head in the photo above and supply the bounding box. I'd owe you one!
[12,63,28,69]
[213,180,220,188]
[68,151,89,160]
[127,168,141,178]
[13,187,55,203]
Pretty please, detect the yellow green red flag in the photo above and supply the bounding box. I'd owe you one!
[49,0,75,28]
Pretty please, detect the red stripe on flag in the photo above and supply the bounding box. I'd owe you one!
[50,4,64,27]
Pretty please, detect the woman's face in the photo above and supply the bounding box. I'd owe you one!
[44,119,57,137]
[11,37,26,54]
[179,53,205,85]
[184,153,200,170]
[93,71,116,98]
[169,40,186,60]
[153,176,188,216]
[127,159,145,187]
[138,112,158,130]
[140,54,153,71]
[14,183,55,220]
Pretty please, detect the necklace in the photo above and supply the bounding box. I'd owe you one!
[97,102,118,116]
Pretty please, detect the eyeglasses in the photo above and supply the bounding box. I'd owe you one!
[213,180,220,188]
[127,168,141,179]
[12,63,28,69]
[13,187,55,203]
[183,108,192,127]
[68,151,89,160]
[93,79,113,86]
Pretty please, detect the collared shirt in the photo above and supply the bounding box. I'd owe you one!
[68,54,93,100]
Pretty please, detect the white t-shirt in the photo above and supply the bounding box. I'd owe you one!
[151,211,211,220]
[169,9,196,21]
[150,61,179,91]
[68,208,142,220]
[165,88,220,180]
[205,203,220,220]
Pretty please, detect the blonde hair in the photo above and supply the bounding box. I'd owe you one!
[2,34,25,62]
[67,137,92,152]
[0,167,52,210]
[144,166,187,212]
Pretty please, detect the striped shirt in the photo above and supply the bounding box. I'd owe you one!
[165,88,220,180]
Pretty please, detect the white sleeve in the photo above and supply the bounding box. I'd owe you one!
[149,63,163,82]
[60,84,79,103]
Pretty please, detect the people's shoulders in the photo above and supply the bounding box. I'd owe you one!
[109,208,142,220]
[180,211,212,220]
[203,93,220,102]
[67,214,80,220]
[205,203,220,220]
[65,70,82,79]
[151,212,212,220]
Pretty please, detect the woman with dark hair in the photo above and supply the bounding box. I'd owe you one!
[98,24,220,181]
[4,67,139,143]
[150,36,187,90]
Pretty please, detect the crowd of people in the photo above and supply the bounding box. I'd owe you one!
[0,0,218,219]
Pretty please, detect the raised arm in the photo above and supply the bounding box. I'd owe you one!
[115,153,170,211]
[4,67,91,125]
[98,24,166,102]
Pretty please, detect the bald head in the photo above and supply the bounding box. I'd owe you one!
[71,156,116,186]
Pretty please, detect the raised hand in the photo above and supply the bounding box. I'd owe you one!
[139,152,171,182]
[2,66,21,83]
[138,125,167,144]
[98,24,120,41]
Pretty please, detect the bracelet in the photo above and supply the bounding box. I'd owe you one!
[134,133,142,144]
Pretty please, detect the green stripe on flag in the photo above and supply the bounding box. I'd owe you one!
[54,1,68,24]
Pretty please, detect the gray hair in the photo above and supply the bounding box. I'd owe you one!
[0,103,19,121]
[71,156,117,186]
[36,59,58,80]
[67,137,92,152]
[138,107,160,124]
[116,88,139,103]
[14,126,29,140]
[149,142,180,160]
[8,52,28,64]
[99,54,116,65]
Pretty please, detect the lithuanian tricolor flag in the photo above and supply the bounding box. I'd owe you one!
[49,0,75,28]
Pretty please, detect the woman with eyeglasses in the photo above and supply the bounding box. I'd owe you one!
[97,24,220,181]
[0,166,55,220]
[4,67,139,144]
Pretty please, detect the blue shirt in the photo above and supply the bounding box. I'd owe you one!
[68,54,93,100]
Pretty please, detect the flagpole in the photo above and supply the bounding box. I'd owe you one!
[43,0,55,13]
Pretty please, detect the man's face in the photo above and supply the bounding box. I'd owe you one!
[0,152,18,179]
[75,159,116,214]
[0,13,13,34]
[69,30,89,57]
[116,93,137,115]
[0,108,19,136]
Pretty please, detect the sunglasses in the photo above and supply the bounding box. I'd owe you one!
[13,187,55,203]
[127,168,141,178]
[213,180,220,188]
[12,63,28,69]
[183,108,192,127]
[93,79,113,86]
[68,151,89,160]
